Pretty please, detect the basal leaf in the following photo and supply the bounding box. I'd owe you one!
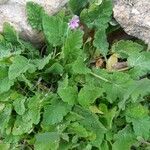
[69,0,89,15]
[0,104,12,133]
[42,13,67,46]
[35,132,60,150]
[68,122,89,138]
[0,67,13,94]
[58,76,78,105]
[112,126,136,150]
[128,51,150,73]
[62,30,83,63]
[73,106,107,148]
[13,96,26,115]
[42,100,71,125]
[45,62,64,74]
[112,40,144,58]
[78,85,104,107]
[132,117,150,139]
[3,23,20,45]
[81,0,112,29]
[12,112,33,135]
[8,55,31,80]
[93,29,109,57]
[71,56,91,74]
[26,2,44,30]
[32,54,51,70]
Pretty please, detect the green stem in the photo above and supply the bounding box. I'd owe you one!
[90,72,110,83]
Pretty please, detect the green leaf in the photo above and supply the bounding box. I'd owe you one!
[8,55,31,80]
[45,62,64,74]
[13,96,26,115]
[32,54,51,70]
[101,141,109,150]
[128,51,150,73]
[81,0,112,29]
[78,85,104,106]
[0,67,13,94]
[123,79,150,103]
[35,132,60,150]
[112,126,136,150]
[112,40,144,58]
[0,104,12,133]
[125,104,150,139]
[0,143,10,150]
[42,100,71,125]
[62,30,83,63]
[3,23,20,45]
[26,2,44,30]
[93,29,109,57]
[42,13,67,46]
[132,117,150,139]
[27,94,45,125]
[68,122,89,137]
[103,107,117,129]
[73,106,107,148]
[71,56,91,74]
[58,76,78,105]
[12,112,33,135]
[69,0,89,15]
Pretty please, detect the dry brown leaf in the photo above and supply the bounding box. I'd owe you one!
[95,58,104,68]
[106,54,118,71]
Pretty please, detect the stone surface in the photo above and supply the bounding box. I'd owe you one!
[0,0,67,44]
[113,0,150,44]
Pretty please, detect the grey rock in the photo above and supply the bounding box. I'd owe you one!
[0,0,68,44]
[113,0,150,44]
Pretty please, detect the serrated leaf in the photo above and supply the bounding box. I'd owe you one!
[42,100,71,125]
[42,13,67,46]
[78,85,104,107]
[71,56,91,74]
[27,94,45,125]
[112,126,136,150]
[9,55,31,80]
[112,40,144,58]
[128,51,150,73]
[62,30,83,63]
[58,76,78,105]
[68,122,89,137]
[126,101,149,120]
[93,29,109,57]
[0,67,13,94]
[73,106,107,148]
[81,0,112,29]
[26,2,44,30]
[69,0,89,15]
[0,104,12,133]
[12,112,33,135]
[132,117,150,139]
[45,62,64,74]
[32,54,51,70]
[123,79,150,103]
[35,132,60,150]
[125,104,150,139]
[3,23,20,45]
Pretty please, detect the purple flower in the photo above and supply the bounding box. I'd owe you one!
[68,15,80,30]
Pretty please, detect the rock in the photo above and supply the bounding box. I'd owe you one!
[113,0,150,44]
[0,0,67,44]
